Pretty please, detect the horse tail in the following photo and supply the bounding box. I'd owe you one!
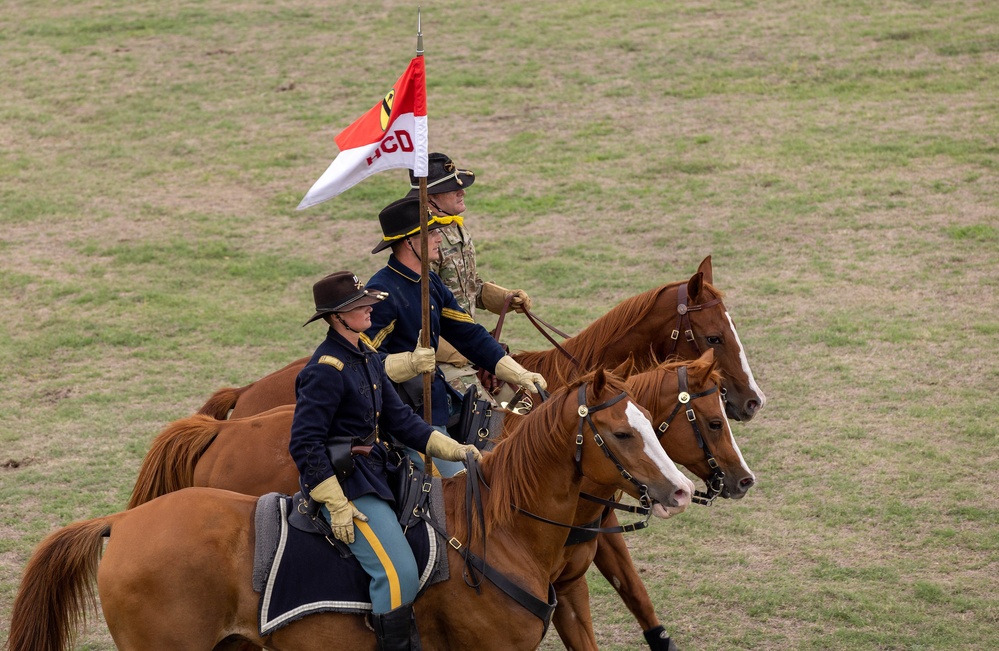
[196,385,246,420]
[127,414,221,509]
[7,517,112,651]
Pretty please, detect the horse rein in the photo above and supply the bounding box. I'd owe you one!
[655,365,725,506]
[521,306,581,368]
[416,450,557,637]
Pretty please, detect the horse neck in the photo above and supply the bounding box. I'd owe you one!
[513,283,684,384]
[627,366,711,467]
[626,368,678,432]
[474,403,585,572]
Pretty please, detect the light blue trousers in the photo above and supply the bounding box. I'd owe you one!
[323,494,419,613]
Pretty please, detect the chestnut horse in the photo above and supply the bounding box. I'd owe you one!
[197,256,766,423]
[546,351,755,651]
[9,371,694,651]
[126,351,753,650]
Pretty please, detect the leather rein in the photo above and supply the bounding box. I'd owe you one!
[653,365,725,506]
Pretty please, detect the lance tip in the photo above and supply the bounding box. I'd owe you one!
[416,7,424,55]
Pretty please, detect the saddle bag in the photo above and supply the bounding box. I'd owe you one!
[447,384,506,452]
[387,447,432,529]
[392,375,425,412]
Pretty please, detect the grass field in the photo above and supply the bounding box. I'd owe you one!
[2,1,998,649]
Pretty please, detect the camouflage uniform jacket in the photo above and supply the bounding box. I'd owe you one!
[432,222,483,318]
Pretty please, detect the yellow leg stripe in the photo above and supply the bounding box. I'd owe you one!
[355,519,402,608]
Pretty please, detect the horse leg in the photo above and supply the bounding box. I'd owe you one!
[551,575,600,651]
[593,523,678,651]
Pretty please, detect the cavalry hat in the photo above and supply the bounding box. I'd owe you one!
[303,271,387,326]
[371,195,448,254]
[406,152,475,198]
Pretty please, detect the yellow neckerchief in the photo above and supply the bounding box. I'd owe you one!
[432,214,464,228]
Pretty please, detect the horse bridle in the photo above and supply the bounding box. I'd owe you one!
[512,383,654,535]
[655,365,725,506]
[667,282,727,406]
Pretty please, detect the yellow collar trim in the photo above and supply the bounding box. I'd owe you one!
[381,215,452,244]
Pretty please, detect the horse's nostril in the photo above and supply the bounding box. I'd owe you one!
[740,477,755,489]
[747,400,759,414]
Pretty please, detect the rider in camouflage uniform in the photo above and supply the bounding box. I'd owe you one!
[407,153,532,395]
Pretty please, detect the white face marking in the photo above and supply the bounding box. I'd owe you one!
[724,311,767,407]
[625,401,695,494]
[716,394,755,481]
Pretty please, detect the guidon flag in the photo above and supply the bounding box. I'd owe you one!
[297,56,428,210]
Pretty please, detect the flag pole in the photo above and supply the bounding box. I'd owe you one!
[416,11,435,445]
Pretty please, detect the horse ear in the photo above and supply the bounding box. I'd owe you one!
[591,367,607,397]
[699,348,716,372]
[697,255,714,285]
[610,354,636,380]
[687,271,704,300]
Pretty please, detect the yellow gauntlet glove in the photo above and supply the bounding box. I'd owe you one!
[479,282,532,315]
[494,355,547,393]
[425,430,482,463]
[384,346,436,382]
[310,475,368,544]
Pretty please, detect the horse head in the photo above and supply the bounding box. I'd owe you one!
[629,349,756,503]
[659,255,767,422]
[569,368,694,516]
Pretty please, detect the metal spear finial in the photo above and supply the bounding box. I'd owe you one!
[416,7,424,56]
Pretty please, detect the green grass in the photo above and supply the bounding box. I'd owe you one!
[2,0,999,649]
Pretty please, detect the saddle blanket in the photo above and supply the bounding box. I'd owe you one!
[252,489,448,635]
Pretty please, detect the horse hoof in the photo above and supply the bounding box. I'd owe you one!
[644,625,678,651]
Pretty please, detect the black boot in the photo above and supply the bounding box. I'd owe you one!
[644,625,679,651]
[372,602,422,651]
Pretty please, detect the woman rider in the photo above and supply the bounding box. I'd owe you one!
[289,270,481,651]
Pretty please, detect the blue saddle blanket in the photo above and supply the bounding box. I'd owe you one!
[252,489,448,635]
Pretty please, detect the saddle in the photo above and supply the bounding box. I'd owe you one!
[253,474,449,635]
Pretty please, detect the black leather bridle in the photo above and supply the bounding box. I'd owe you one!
[654,365,725,506]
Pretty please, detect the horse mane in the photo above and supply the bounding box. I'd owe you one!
[477,371,630,535]
[513,280,722,378]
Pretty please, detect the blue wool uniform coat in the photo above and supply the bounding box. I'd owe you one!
[364,255,507,426]
[289,327,434,503]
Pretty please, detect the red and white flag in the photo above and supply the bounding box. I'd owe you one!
[297,57,428,210]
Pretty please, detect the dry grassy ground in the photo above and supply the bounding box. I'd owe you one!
[2,1,997,649]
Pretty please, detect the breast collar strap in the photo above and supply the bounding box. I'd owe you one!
[417,451,557,639]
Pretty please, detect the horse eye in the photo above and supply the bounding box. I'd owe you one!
[613,431,633,440]
[706,335,723,345]
[709,420,723,431]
